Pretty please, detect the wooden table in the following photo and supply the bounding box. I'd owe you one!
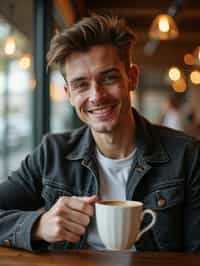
[0,247,200,266]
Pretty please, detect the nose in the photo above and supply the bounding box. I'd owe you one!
[88,81,106,103]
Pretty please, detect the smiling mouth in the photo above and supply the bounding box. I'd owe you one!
[88,105,116,115]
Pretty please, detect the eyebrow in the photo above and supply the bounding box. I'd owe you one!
[70,76,87,86]
[99,67,119,76]
[70,67,119,85]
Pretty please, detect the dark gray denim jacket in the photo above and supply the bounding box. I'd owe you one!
[0,110,200,252]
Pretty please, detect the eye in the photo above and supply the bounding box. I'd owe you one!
[101,74,120,85]
[71,81,89,93]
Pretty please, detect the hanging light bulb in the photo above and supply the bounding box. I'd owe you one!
[158,16,170,33]
[4,36,16,55]
[149,14,179,40]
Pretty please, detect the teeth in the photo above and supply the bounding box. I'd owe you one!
[91,107,111,114]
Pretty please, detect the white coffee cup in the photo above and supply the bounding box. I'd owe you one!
[95,200,156,250]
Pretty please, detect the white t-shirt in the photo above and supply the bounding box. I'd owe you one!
[86,147,136,250]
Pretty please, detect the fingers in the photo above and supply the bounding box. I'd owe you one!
[53,196,96,226]
[37,195,98,243]
[65,206,91,226]
[54,226,81,243]
[53,217,85,242]
[64,218,86,235]
[63,230,80,243]
[61,230,80,243]
[63,196,95,216]
[72,195,99,204]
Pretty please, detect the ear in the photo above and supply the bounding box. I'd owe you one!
[129,64,139,91]
[64,85,74,106]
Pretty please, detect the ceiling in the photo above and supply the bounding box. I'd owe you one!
[77,0,200,70]
[0,0,199,91]
[58,0,199,91]
[0,0,33,41]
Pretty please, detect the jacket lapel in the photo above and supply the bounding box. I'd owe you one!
[126,109,170,200]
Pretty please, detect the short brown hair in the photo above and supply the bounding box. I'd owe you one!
[47,14,136,80]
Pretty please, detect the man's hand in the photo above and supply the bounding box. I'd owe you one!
[32,195,99,243]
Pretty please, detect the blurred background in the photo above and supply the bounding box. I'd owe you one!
[0,0,199,181]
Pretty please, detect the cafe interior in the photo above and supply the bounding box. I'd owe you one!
[0,0,200,181]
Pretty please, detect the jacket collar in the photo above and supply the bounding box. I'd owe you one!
[133,109,169,164]
[65,108,169,164]
[65,126,95,161]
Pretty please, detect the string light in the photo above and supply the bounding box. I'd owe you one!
[30,79,36,90]
[190,70,200,85]
[168,67,181,81]
[184,54,195,66]
[193,46,200,65]
[172,77,187,93]
[19,54,31,69]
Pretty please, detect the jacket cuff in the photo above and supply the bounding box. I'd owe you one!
[13,210,49,251]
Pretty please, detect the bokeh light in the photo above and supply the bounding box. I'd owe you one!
[158,16,170,33]
[190,70,200,85]
[168,67,181,81]
[4,36,16,55]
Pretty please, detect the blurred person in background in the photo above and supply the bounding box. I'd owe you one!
[182,106,200,140]
[161,94,183,131]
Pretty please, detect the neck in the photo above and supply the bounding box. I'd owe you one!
[92,112,136,159]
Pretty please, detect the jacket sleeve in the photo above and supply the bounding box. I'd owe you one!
[0,138,48,251]
[184,139,200,252]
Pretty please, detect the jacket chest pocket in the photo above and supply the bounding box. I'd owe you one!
[142,182,184,251]
[41,182,81,210]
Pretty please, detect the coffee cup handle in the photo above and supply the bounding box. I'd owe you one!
[136,209,156,242]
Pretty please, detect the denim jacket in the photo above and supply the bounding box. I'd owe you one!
[0,109,200,252]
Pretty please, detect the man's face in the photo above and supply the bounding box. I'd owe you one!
[64,45,135,134]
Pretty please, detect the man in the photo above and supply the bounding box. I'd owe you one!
[0,14,200,252]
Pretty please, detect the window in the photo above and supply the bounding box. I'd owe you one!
[0,8,33,181]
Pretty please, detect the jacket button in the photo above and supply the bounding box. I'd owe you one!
[3,239,11,247]
[158,199,166,207]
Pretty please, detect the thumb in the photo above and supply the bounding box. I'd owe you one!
[72,195,99,204]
